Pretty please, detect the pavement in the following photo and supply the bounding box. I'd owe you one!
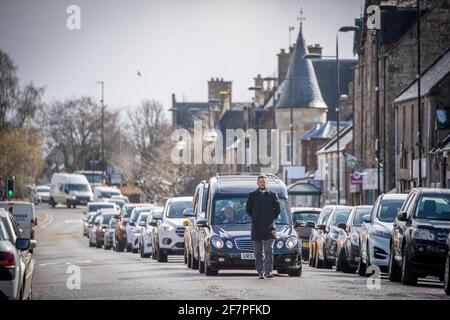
[31,204,450,300]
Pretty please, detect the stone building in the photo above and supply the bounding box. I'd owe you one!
[352,0,450,204]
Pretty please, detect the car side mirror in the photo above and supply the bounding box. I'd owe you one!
[306,221,316,228]
[15,238,31,251]
[362,215,372,224]
[149,220,157,227]
[129,222,135,227]
[196,219,208,228]
[316,224,326,231]
[337,223,347,230]
[182,208,195,217]
[397,210,408,222]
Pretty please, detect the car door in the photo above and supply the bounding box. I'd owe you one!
[197,191,212,263]
[396,193,418,258]
[360,199,378,261]
[10,216,34,299]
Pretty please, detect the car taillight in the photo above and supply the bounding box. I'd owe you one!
[0,252,15,267]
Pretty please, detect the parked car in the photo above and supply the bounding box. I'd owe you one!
[140,207,164,258]
[308,205,335,268]
[444,233,450,295]
[32,185,50,204]
[93,186,122,202]
[106,198,127,211]
[104,218,118,250]
[335,205,373,273]
[291,207,321,261]
[94,210,120,248]
[153,196,193,262]
[111,194,129,204]
[131,210,151,254]
[389,188,450,285]
[84,212,99,237]
[0,208,36,300]
[194,174,302,277]
[0,201,37,240]
[82,202,119,235]
[126,206,155,252]
[114,203,154,252]
[359,193,408,276]
[316,206,353,269]
[49,173,93,208]
[184,181,208,269]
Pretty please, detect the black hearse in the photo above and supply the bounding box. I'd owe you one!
[195,173,302,276]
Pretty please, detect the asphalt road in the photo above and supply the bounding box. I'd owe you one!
[31,204,450,300]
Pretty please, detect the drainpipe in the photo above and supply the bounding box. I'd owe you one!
[394,102,399,192]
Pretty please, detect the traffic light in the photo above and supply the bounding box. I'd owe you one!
[6,177,14,198]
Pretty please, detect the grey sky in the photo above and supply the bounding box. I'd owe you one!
[0,0,362,116]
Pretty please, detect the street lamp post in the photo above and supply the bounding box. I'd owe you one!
[97,81,105,177]
[417,0,423,187]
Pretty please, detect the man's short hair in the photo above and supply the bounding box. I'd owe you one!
[257,175,268,181]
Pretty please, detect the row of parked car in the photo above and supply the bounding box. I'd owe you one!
[84,173,304,277]
[300,189,450,294]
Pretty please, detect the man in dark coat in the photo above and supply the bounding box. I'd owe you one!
[246,175,281,279]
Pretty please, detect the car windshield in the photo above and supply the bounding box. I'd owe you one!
[88,204,115,212]
[36,186,50,192]
[353,207,373,226]
[124,206,135,218]
[378,199,405,222]
[166,201,192,219]
[102,214,115,225]
[414,195,450,220]
[138,213,149,223]
[212,196,290,225]
[68,184,89,191]
[332,208,352,226]
[318,208,333,225]
[100,191,121,198]
[292,212,319,224]
[132,209,150,222]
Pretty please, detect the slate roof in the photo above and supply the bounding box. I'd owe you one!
[275,28,328,110]
[317,123,353,154]
[298,121,351,141]
[394,48,450,103]
[173,102,209,128]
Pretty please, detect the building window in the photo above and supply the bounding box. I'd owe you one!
[281,131,295,165]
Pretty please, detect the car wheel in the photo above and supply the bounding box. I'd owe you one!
[73,204,77,209]
[66,200,71,209]
[96,240,102,249]
[204,250,218,276]
[401,245,417,285]
[388,248,401,282]
[357,242,367,276]
[199,253,205,274]
[315,248,323,269]
[444,252,450,295]
[191,248,199,270]
[50,198,56,208]
[323,246,333,269]
[157,248,168,262]
[309,246,316,268]
[335,250,342,272]
[132,247,139,254]
[365,244,372,277]
[339,248,356,274]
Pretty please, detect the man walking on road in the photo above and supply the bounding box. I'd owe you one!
[246,175,281,279]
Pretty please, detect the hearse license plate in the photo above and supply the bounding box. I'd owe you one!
[241,253,255,260]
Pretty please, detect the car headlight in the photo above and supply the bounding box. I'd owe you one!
[350,234,359,246]
[72,195,77,199]
[226,240,233,249]
[372,228,391,239]
[285,236,298,249]
[161,224,176,232]
[412,228,435,241]
[211,236,224,249]
[276,240,284,249]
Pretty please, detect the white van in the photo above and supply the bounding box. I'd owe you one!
[50,173,93,208]
[0,201,37,239]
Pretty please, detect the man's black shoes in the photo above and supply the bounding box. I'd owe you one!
[258,272,265,279]
[264,273,274,279]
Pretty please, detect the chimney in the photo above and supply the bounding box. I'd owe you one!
[307,44,323,57]
[277,48,292,84]
[253,74,264,106]
[208,78,233,112]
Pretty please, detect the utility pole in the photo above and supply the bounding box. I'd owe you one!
[374,29,381,197]
[417,0,423,187]
[97,81,105,178]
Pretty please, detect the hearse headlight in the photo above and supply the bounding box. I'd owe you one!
[276,240,284,249]
[285,236,298,249]
[225,240,233,249]
[211,236,224,249]
[412,228,435,241]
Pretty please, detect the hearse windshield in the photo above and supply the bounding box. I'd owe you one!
[212,196,290,225]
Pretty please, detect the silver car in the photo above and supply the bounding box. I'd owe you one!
[358,193,408,275]
[0,208,36,300]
